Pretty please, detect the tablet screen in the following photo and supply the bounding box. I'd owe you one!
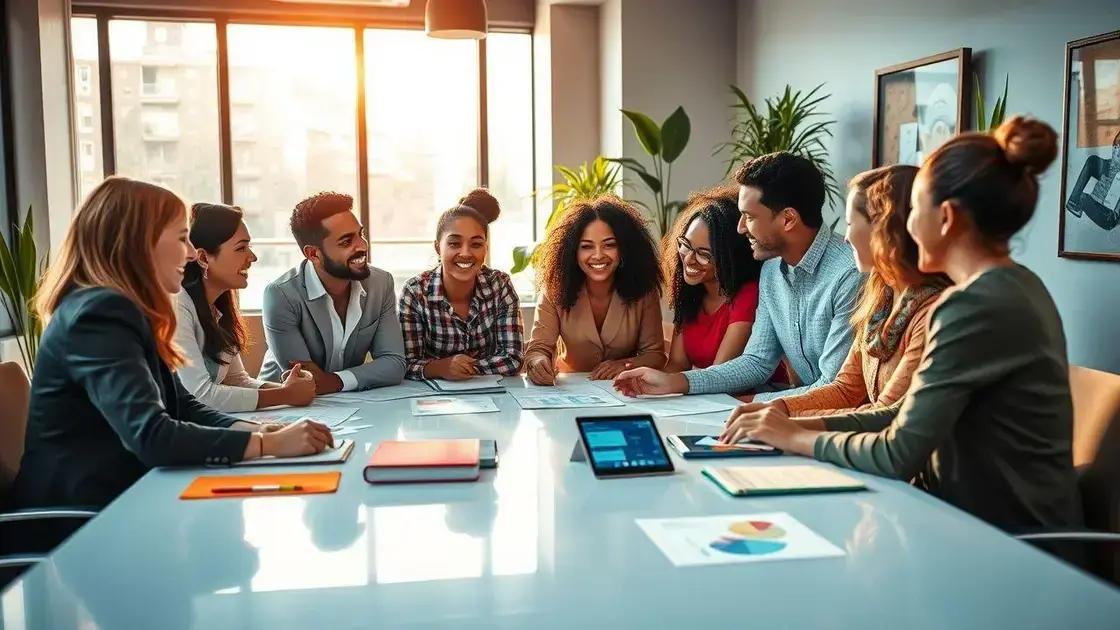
[576,415,674,476]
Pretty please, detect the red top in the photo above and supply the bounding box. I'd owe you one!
[680,281,759,369]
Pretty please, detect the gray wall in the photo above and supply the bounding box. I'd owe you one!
[738,0,1120,373]
[615,0,738,218]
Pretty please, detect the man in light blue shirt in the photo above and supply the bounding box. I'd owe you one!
[615,152,863,401]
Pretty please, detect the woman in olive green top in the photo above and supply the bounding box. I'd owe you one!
[720,116,1082,533]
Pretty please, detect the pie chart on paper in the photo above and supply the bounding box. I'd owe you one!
[709,520,789,555]
[728,520,786,539]
[710,536,787,555]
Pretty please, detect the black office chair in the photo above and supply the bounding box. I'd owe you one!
[1015,366,1120,586]
[0,361,97,588]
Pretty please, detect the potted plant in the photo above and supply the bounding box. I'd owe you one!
[609,106,691,236]
[974,73,1009,132]
[0,210,47,372]
[511,156,624,274]
[716,84,840,211]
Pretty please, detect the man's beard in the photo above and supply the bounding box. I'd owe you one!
[322,251,371,280]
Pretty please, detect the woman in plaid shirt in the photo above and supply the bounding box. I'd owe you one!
[398,189,524,380]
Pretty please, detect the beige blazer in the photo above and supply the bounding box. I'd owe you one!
[525,288,667,372]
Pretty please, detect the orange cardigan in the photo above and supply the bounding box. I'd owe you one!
[781,297,936,417]
[525,288,667,372]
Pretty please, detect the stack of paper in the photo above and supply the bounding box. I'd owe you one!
[231,406,359,427]
[423,375,506,394]
[232,440,355,467]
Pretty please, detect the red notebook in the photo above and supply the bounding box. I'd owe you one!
[364,439,481,484]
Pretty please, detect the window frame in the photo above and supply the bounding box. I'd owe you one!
[71,5,538,309]
[0,0,17,337]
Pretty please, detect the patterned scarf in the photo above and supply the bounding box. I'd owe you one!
[863,284,945,360]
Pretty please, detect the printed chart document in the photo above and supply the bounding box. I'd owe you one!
[509,374,625,409]
[410,396,500,417]
[588,380,738,418]
[231,406,358,427]
[636,512,844,567]
[509,389,625,410]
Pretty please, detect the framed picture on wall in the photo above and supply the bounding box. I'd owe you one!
[872,48,971,168]
[1059,30,1120,262]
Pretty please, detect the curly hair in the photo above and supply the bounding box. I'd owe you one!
[662,185,760,327]
[534,195,662,311]
[848,165,949,343]
[290,191,354,249]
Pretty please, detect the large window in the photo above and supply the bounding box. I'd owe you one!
[227,24,358,310]
[0,4,11,338]
[70,13,536,310]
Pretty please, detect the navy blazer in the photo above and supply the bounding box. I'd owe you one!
[9,287,251,510]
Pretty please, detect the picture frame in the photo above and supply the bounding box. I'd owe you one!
[872,48,971,168]
[1058,30,1120,262]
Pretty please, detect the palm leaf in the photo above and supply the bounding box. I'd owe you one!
[719,82,839,207]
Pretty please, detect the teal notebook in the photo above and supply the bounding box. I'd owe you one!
[702,465,866,497]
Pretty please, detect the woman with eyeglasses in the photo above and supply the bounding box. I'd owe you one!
[662,185,762,372]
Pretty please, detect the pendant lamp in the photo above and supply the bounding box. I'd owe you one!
[425,0,488,40]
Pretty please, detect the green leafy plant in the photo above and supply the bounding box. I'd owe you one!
[608,106,691,236]
[511,157,624,274]
[716,83,839,208]
[974,73,1009,132]
[0,209,47,371]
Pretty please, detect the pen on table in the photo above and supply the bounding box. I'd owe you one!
[211,484,303,494]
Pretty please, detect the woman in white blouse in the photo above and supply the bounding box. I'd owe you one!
[175,203,315,412]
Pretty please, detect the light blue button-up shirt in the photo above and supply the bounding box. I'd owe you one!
[684,227,864,401]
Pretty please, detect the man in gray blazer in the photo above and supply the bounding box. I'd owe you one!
[259,191,406,392]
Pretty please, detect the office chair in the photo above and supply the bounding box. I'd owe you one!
[0,361,97,588]
[1016,366,1120,586]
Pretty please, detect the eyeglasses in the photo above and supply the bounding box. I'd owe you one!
[676,237,712,266]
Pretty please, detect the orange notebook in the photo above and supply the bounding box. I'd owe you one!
[365,439,480,483]
[180,472,341,500]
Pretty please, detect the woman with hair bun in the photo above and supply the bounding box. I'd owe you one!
[398,188,524,380]
[722,116,1083,533]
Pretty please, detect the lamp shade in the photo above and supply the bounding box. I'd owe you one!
[425,0,488,40]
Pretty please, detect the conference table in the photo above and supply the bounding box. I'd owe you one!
[3,376,1119,629]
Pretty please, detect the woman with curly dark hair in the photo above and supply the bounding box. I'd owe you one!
[524,195,666,384]
[662,185,761,372]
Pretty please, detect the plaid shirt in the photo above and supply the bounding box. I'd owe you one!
[398,266,524,379]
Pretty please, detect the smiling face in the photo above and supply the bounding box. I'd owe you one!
[437,216,488,284]
[200,220,256,291]
[678,217,716,286]
[577,219,619,284]
[313,211,370,280]
[154,207,195,294]
[737,185,783,261]
[844,189,874,273]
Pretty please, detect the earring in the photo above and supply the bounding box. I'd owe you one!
[202,266,209,280]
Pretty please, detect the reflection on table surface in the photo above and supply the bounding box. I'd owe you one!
[3,377,1119,629]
